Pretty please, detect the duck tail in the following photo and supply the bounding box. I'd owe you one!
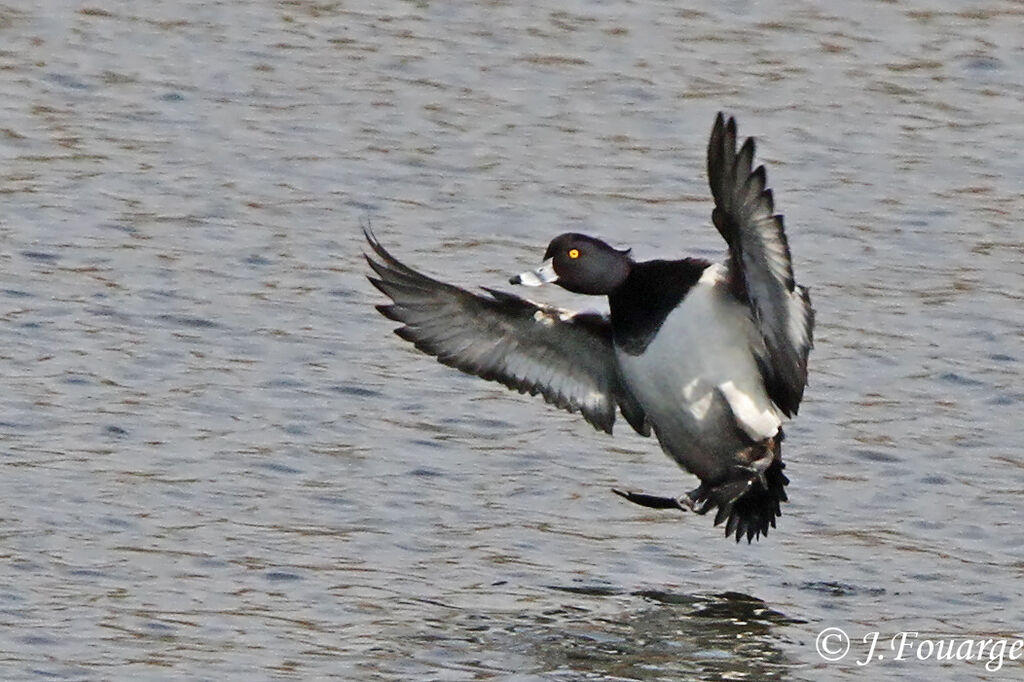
[704,438,789,543]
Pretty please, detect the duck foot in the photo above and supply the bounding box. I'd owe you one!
[612,485,713,515]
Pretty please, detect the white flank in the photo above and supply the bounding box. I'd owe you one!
[617,264,782,451]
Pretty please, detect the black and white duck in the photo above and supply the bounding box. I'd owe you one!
[365,113,814,542]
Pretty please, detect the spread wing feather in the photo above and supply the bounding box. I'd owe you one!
[707,113,814,416]
[364,227,649,436]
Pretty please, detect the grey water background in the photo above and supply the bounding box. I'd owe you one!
[0,1,1021,679]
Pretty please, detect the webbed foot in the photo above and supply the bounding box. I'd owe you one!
[611,484,714,515]
[612,488,686,511]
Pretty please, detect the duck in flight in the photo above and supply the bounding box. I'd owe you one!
[365,113,814,542]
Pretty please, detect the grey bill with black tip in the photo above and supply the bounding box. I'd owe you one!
[509,258,557,286]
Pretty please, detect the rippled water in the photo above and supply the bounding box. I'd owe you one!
[1,1,1021,680]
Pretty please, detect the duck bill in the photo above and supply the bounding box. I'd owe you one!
[509,258,557,286]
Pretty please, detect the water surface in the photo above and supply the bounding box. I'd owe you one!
[0,1,1022,680]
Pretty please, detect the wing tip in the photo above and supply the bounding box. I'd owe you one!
[364,226,627,436]
[712,110,737,137]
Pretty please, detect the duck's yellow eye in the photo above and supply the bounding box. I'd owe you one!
[568,248,580,259]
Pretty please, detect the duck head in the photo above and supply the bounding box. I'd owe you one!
[510,233,632,295]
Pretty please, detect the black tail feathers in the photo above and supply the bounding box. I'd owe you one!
[613,437,791,542]
[699,458,789,543]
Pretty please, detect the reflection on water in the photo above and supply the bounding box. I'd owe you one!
[1,0,1022,680]
[522,589,800,680]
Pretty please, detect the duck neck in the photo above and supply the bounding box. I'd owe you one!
[608,259,711,355]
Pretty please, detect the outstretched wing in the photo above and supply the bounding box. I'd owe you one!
[707,113,814,416]
[364,227,649,436]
